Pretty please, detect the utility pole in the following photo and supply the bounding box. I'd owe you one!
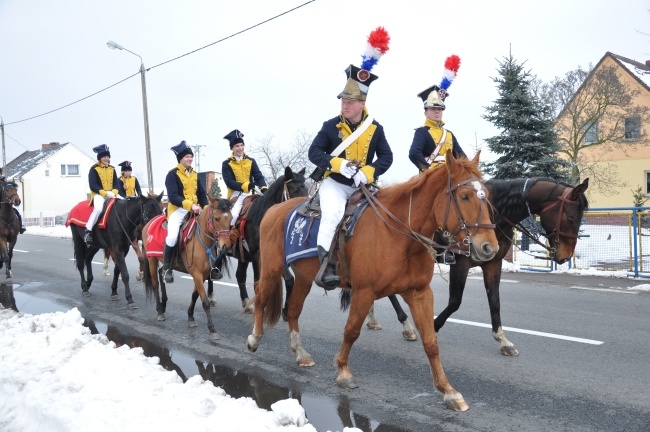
[191,144,206,172]
[1,116,5,170]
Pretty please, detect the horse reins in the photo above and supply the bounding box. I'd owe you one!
[358,172,493,259]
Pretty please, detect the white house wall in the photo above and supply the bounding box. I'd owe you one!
[21,144,95,218]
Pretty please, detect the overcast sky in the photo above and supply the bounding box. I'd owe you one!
[1,0,648,189]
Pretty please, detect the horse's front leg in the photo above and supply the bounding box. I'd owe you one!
[110,265,121,300]
[206,279,217,307]
[84,249,96,294]
[6,241,15,279]
[114,251,136,309]
[482,259,518,356]
[132,240,144,281]
[434,256,471,332]
[188,271,219,342]
[402,286,468,412]
[335,287,375,389]
[103,249,111,276]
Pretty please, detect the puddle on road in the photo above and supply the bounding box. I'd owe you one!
[1,283,408,432]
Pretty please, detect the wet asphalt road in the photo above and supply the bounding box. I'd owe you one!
[5,234,650,432]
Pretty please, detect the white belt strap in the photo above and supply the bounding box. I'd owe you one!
[330,115,375,156]
[425,127,447,165]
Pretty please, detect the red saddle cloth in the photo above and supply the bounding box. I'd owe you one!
[65,199,117,229]
[144,214,198,257]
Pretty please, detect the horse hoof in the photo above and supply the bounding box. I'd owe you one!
[297,358,315,368]
[157,314,166,321]
[110,295,119,301]
[209,296,217,307]
[188,320,198,328]
[246,335,259,352]
[127,303,138,310]
[403,330,418,341]
[209,332,221,342]
[103,271,110,276]
[136,273,143,282]
[366,322,382,330]
[444,393,469,412]
[336,376,358,389]
[82,291,91,297]
[500,346,519,356]
[242,299,254,314]
[282,309,288,322]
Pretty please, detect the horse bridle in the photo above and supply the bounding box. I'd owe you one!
[359,172,494,258]
[440,175,495,255]
[282,177,304,201]
[0,182,19,205]
[515,180,581,259]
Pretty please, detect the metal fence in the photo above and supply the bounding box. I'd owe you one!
[23,210,67,228]
[513,207,650,278]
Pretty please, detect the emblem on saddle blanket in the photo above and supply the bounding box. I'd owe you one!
[283,197,372,266]
[65,198,118,229]
[144,214,199,257]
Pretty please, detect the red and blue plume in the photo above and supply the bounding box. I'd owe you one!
[439,55,461,91]
[360,27,390,71]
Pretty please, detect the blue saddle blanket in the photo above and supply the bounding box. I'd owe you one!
[283,198,372,267]
[284,204,320,266]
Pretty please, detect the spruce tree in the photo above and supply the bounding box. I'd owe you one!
[208,177,222,199]
[482,52,569,180]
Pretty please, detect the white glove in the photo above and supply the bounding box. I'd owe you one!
[352,170,368,187]
[105,191,115,198]
[339,164,357,178]
[115,195,125,200]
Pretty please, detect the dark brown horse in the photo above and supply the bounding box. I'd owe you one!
[142,196,233,342]
[246,152,498,411]
[371,177,589,355]
[0,180,21,279]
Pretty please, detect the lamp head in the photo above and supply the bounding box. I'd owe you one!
[106,40,123,50]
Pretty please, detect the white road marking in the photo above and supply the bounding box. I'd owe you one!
[443,317,604,345]
[182,277,238,287]
[14,249,29,253]
[467,276,518,283]
[570,286,638,295]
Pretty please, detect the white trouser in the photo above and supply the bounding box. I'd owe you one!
[166,208,189,247]
[317,177,357,250]
[85,195,105,231]
[230,191,251,226]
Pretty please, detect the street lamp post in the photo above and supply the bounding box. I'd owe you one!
[107,40,154,193]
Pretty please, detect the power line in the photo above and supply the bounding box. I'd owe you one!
[4,0,316,126]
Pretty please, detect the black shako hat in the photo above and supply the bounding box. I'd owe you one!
[223,129,244,149]
[93,144,111,160]
[170,140,194,162]
[118,161,133,172]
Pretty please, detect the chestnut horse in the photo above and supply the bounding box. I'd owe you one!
[370,177,589,355]
[142,197,233,342]
[246,152,498,412]
[0,180,21,279]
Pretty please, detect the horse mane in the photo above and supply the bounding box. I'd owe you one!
[379,156,483,202]
[486,178,589,222]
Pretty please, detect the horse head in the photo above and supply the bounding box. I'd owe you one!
[205,196,234,253]
[140,191,164,225]
[433,151,498,262]
[534,178,589,264]
[283,167,308,199]
[0,180,21,207]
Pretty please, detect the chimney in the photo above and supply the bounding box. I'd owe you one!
[42,143,50,150]
[646,60,650,67]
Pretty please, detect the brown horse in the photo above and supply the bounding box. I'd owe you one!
[0,180,21,279]
[142,196,233,342]
[246,152,498,412]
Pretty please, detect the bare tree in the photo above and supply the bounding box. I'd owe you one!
[248,128,316,182]
[538,64,650,194]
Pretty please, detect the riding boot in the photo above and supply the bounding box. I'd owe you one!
[163,245,174,283]
[210,261,223,281]
[15,211,26,234]
[84,229,93,245]
[315,245,340,290]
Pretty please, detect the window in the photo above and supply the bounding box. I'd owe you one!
[646,171,650,195]
[584,121,598,144]
[60,164,80,176]
[624,116,641,140]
